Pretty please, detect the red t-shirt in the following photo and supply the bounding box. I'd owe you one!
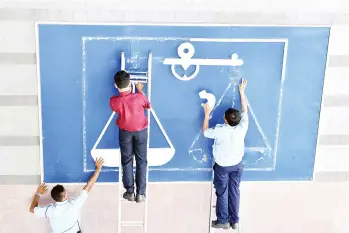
[110,91,151,132]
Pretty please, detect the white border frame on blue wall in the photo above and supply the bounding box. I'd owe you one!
[35,22,329,185]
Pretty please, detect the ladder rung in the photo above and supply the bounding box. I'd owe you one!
[130,80,147,84]
[130,75,148,80]
[126,71,147,74]
[121,198,140,202]
[121,221,145,227]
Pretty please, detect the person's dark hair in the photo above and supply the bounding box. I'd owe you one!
[51,185,65,202]
[114,70,130,89]
[224,108,241,126]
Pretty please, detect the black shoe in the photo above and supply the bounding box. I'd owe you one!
[230,222,238,229]
[123,192,135,201]
[211,220,230,229]
[136,194,146,203]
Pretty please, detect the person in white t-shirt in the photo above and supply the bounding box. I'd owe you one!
[202,78,248,230]
[29,158,104,233]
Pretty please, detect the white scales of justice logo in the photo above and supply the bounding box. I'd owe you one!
[163,42,244,81]
[91,43,245,168]
[164,43,272,167]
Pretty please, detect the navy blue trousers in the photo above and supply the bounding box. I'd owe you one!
[119,128,148,195]
[213,162,243,224]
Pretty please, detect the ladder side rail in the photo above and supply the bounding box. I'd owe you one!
[143,52,152,233]
[118,52,126,233]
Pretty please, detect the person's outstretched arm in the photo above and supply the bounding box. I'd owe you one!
[202,103,212,134]
[29,183,47,213]
[136,82,151,109]
[202,103,218,139]
[69,158,104,211]
[239,78,248,113]
[83,157,104,192]
[239,78,248,130]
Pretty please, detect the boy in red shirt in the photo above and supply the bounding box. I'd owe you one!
[110,70,151,203]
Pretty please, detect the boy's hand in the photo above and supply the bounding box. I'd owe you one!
[36,183,48,195]
[203,103,212,118]
[136,83,144,93]
[95,157,104,170]
[239,78,247,92]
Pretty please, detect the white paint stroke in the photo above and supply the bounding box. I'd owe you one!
[82,38,88,172]
[190,38,287,43]
[76,166,274,173]
[164,56,244,66]
[245,96,272,155]
[272,40,288,168]
[90,107,175,167]
[163,42,244,81]
[188,80,234,163]
[188,75,274,170]
[170,63,200,81]
[43,180,314,186]
[83,36,187,42]
[199,90,216,111]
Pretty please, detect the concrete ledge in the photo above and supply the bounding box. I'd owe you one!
[0,136,40,146]
[0,53,36,64]
[314,172,349,182]
[0,95,38,106]
[0,175,40,185]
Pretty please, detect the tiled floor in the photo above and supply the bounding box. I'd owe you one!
[0,182,349,233]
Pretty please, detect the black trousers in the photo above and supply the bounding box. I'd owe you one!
[213,162,243,224]
[119,128,148,195]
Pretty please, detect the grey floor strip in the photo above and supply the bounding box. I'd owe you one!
[323,95,349,107]
[0,136,40,146]
[314,172,349,182]
[0,8,49,21]
[328,55,349,67]
[0,53,36,65]
[318,135,349,146]
[0,95,38,106]
[0,8,348,24]
[0,175,40,184]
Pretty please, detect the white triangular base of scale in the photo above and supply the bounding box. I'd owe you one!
[90,108,175,167]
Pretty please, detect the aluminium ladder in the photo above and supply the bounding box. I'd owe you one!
[117,51,152,233]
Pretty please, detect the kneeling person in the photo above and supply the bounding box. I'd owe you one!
[29,158,104,233]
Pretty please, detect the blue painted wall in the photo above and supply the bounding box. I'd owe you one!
[38,24,330,183]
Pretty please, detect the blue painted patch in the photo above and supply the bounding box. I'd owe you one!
[38,24,330,183]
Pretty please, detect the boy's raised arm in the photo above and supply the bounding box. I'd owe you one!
[83,157,104,192]
[239,78,248,113]
[136,82,151,109]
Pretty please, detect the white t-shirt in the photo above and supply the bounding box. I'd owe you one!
[34,190,88,233]
[204,112,249,166]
